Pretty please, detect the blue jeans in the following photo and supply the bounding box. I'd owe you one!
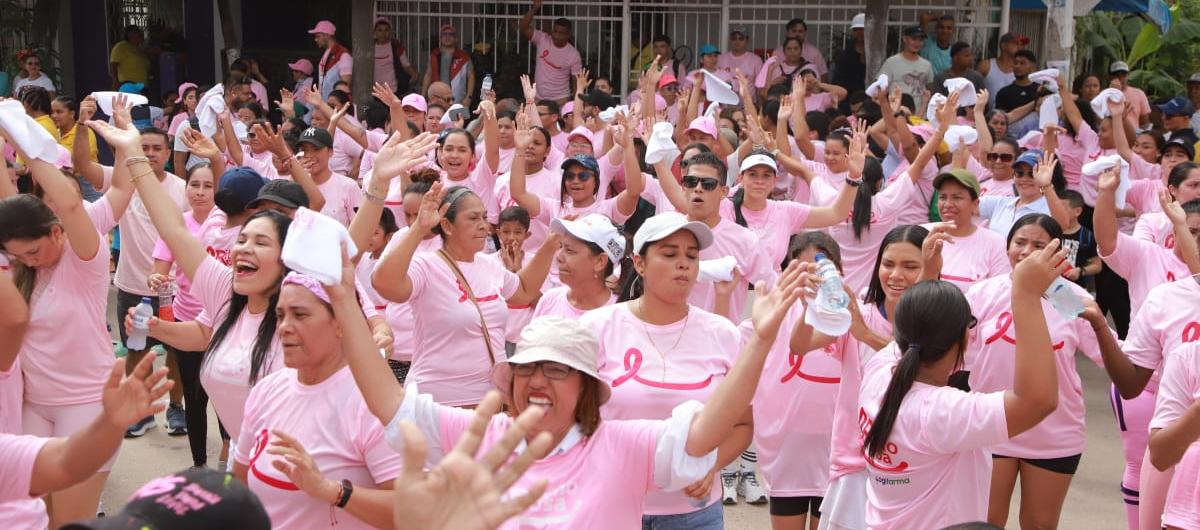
[641,502,723,530]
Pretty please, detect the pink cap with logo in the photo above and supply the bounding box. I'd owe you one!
[401,94,428,112]
[288,58,314,76]
[566,126,595,146]
[307,20,336,35]
[685,116,717,139]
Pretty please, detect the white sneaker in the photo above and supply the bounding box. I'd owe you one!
[721,471,739,505]
[738,471,768,505]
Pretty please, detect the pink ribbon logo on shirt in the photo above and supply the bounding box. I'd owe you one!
[780,351,841,384]
[939,273,977,284]
[984,312,1065,351]
[1183,322,1200,344]
[540,49,562,70]
[610,348,714,390]
[454,278,499,304]
[248,428,300,491]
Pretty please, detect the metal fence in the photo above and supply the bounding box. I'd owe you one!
[376,0,1007,98]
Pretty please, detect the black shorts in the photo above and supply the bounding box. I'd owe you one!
[117,288,162,351]
[769,495,823,517]
[992,453,1082,475]
[388,360,410,385]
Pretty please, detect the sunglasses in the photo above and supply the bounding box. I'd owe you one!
[564,170,594,182]
[1013,167,1033,178]
[682,175,721,191]
[662,85,681,93]
[512,361,574,380]
[986,153,1015,163]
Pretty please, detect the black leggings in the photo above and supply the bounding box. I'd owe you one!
[172,347,211,467]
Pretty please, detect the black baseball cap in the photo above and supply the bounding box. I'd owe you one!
[902,25,926,38]
[582,90,618,111]
[250,179,309,210]
[216,167,267,209]
[1164,138,1196,159]
[296,127,333,149]
[59,468,270,530]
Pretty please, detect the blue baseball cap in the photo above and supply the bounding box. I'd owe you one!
[217,167,266,208]
[561,154,600,175]
[699,44,719,56]
[1157,96,1196,117]
[1014,149,1041,169]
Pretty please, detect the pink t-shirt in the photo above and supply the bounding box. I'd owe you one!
[235,367,403,530]
[0,359,47,528]
[314,172,363,226]
[805,92,835,112]
[1134,211,1176,251]
[859,343,1009,529]
[492,167,564,250]
[20,230,113,406]
[1149,342,1200,527]
[1054,122,1100,197]
[581,303,740,515]
[329,130,363,175]
[720,199,811,270]
[104,166,187,296]
[641,176,678,214]
[530,286,616,319]
[151,209,210,321]
[504,253,536,344]
[531,30,582,101]
[406,252,519,406]
[828,300,893,483]
[717,51,764,82]
[979,175,1016,198]
[198,210,238,266]
[192,256,284,439]
[1123,279,1200,394]
[689,218,777,321]
[377,227,441,361]
[536,195,634,226]
[922,224,1011,292]
[964,275,1105,458]
[745,304,846,496]
[813,170,920,293]
[373,42,411,92]
[1100,233,1193,317]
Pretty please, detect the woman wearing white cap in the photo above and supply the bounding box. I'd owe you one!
[338,229,814,528]
[531,214,623,319]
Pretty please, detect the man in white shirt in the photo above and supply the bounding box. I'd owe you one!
[878,26,935,109]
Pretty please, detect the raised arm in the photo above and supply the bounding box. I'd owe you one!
[23,155,98,260]
[1160,189,1200,275]
[805,123,864,227]
[1093,165,1122,257]
[480,100,500,175]
[508,112,543,218]
[1003,240,1066,436]
[519,0,541,41]
[1033,152,1070,231]
[349,133,439,254]
[0,273,28,371]
[180,127,227,182]
[72,96,105,189]
[373,182,447,303]
[508,233,559,306]
[258,122,326,212]
[612,115,644,215]
[972,89,993,158]
[330,102,370,150]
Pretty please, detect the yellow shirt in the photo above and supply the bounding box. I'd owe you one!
[59,124,98,162]
[110,41,150,84]
[35,114,60,141]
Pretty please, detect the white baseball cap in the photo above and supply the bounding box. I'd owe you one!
[632,212,714,255]
[551,214,626,263]
[491,316,612,404]
[851,14,866,29]
[739,152,778,172]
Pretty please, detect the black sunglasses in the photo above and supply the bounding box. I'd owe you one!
[564,170,594,182]
[986,153,1015,163]
[682,175,721,191]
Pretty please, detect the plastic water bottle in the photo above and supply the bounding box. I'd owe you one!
[1044,276,1085,319]
[481,74,493,95]
[126,297,154,351]
[814,253,849,311]
[157,283,175,323]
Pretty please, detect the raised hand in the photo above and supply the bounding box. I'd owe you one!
[373,82,402,109]
[1097,166,1120,192]
[110,93,134,130]
[373,131,439,181]
[330,102,351,128]
[751,259,818,340]
[302,84,323,106]
[1160,188,1188,226]
[937,89,961,128]
[974,89,989,115]
[255,122,292,159]
[1012,239,1069,296]
[520,74,538,103]
[847,128,867,177]
[323,243,358,303]
[642,55,664,89]
[1033,151,1058,189]
[276,88,296,114]
[575,68,591,95]
[778,94,794,123]
[513,109,533,150]
[101,354,172,429]
[180,127,221,160]
[78,95,98,123]
[391,391,552,530]
[414,181,448,235]
[85,118,142,153]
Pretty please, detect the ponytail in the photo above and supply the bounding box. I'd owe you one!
[865,345,923,458]
[850,157,884,240]
[731,187,748,228]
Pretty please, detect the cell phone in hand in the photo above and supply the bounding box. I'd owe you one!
[189,116,200,131]
[449,107,470,122]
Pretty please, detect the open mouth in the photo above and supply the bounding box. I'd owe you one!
[527,392,553,411]
[234,259,259,278]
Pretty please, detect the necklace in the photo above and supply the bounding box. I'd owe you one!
[634,299,690,381]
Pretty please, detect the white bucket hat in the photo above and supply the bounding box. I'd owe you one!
[490,316,612,404]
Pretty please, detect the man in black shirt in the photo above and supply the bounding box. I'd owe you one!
[994,49,1042,139]
[832,13,867,94]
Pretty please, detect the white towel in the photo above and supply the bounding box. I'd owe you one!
[1082,154,1132,208]
[698,256,738,283]
[645,122,680,165]
[803,300,852,336]
[865,74,889,98]
[704,101,720,119]
[440,104,465,125]
[703,71,740,105]
[90,91,150,117]
[1029,69,1060,93]
[1090,88,1126,119]
[945,125,978,151]
[195,84,226,137]
[926,93,948,127]
[1018,130,1044,150]
[281,207,360,285]
[0,100,58,164]
[1039,95,1062,129]
[598,105,629,123]
[943,78,976,107]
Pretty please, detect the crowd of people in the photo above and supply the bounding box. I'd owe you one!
[4,6,1200,530]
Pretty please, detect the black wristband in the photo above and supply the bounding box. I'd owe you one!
[335,479,353,508]
[845,177,863,187]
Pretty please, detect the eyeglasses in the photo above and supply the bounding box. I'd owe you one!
[512,361,575,380]
[986,153,1015,163]
[682,175,721,191]
[564,170,594,182]
[662,85,680,94]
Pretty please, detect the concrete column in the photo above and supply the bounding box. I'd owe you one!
[865,0,889,79]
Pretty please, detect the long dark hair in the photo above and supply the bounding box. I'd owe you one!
[1006,213,1064,246]
[786,231,842,273]
[851,156,885,239]
[864,280,973,458]
[0,194,59,302]
[204,209,291,385]
[863,225,930,307]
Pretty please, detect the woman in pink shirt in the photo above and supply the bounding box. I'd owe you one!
[964,214,1123,529]
[799,67,847,113]
[974,138,1020,197]
[926,169,1011,291]
[372,182,555,406]
[232,273,403,530]
[1147,343,1200,530]
[340,239,814,529]
[492,116,563,249]
[0,153,123,527]
[859,242,1067,530]
[530,215,621,319]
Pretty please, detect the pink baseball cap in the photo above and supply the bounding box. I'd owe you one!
[908,123,935,142]
[174,82,198,103]
[307,20,336,35]
[567,126,595,146]
[654,94,668,111]
[53,145,72,170]
[374,16,391,27]
[288,59,314,76]
[440,24,457,34]
[561,101,574,115]
[401,94,428,112]
[658,73,679,90]
[685,116,717,139]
